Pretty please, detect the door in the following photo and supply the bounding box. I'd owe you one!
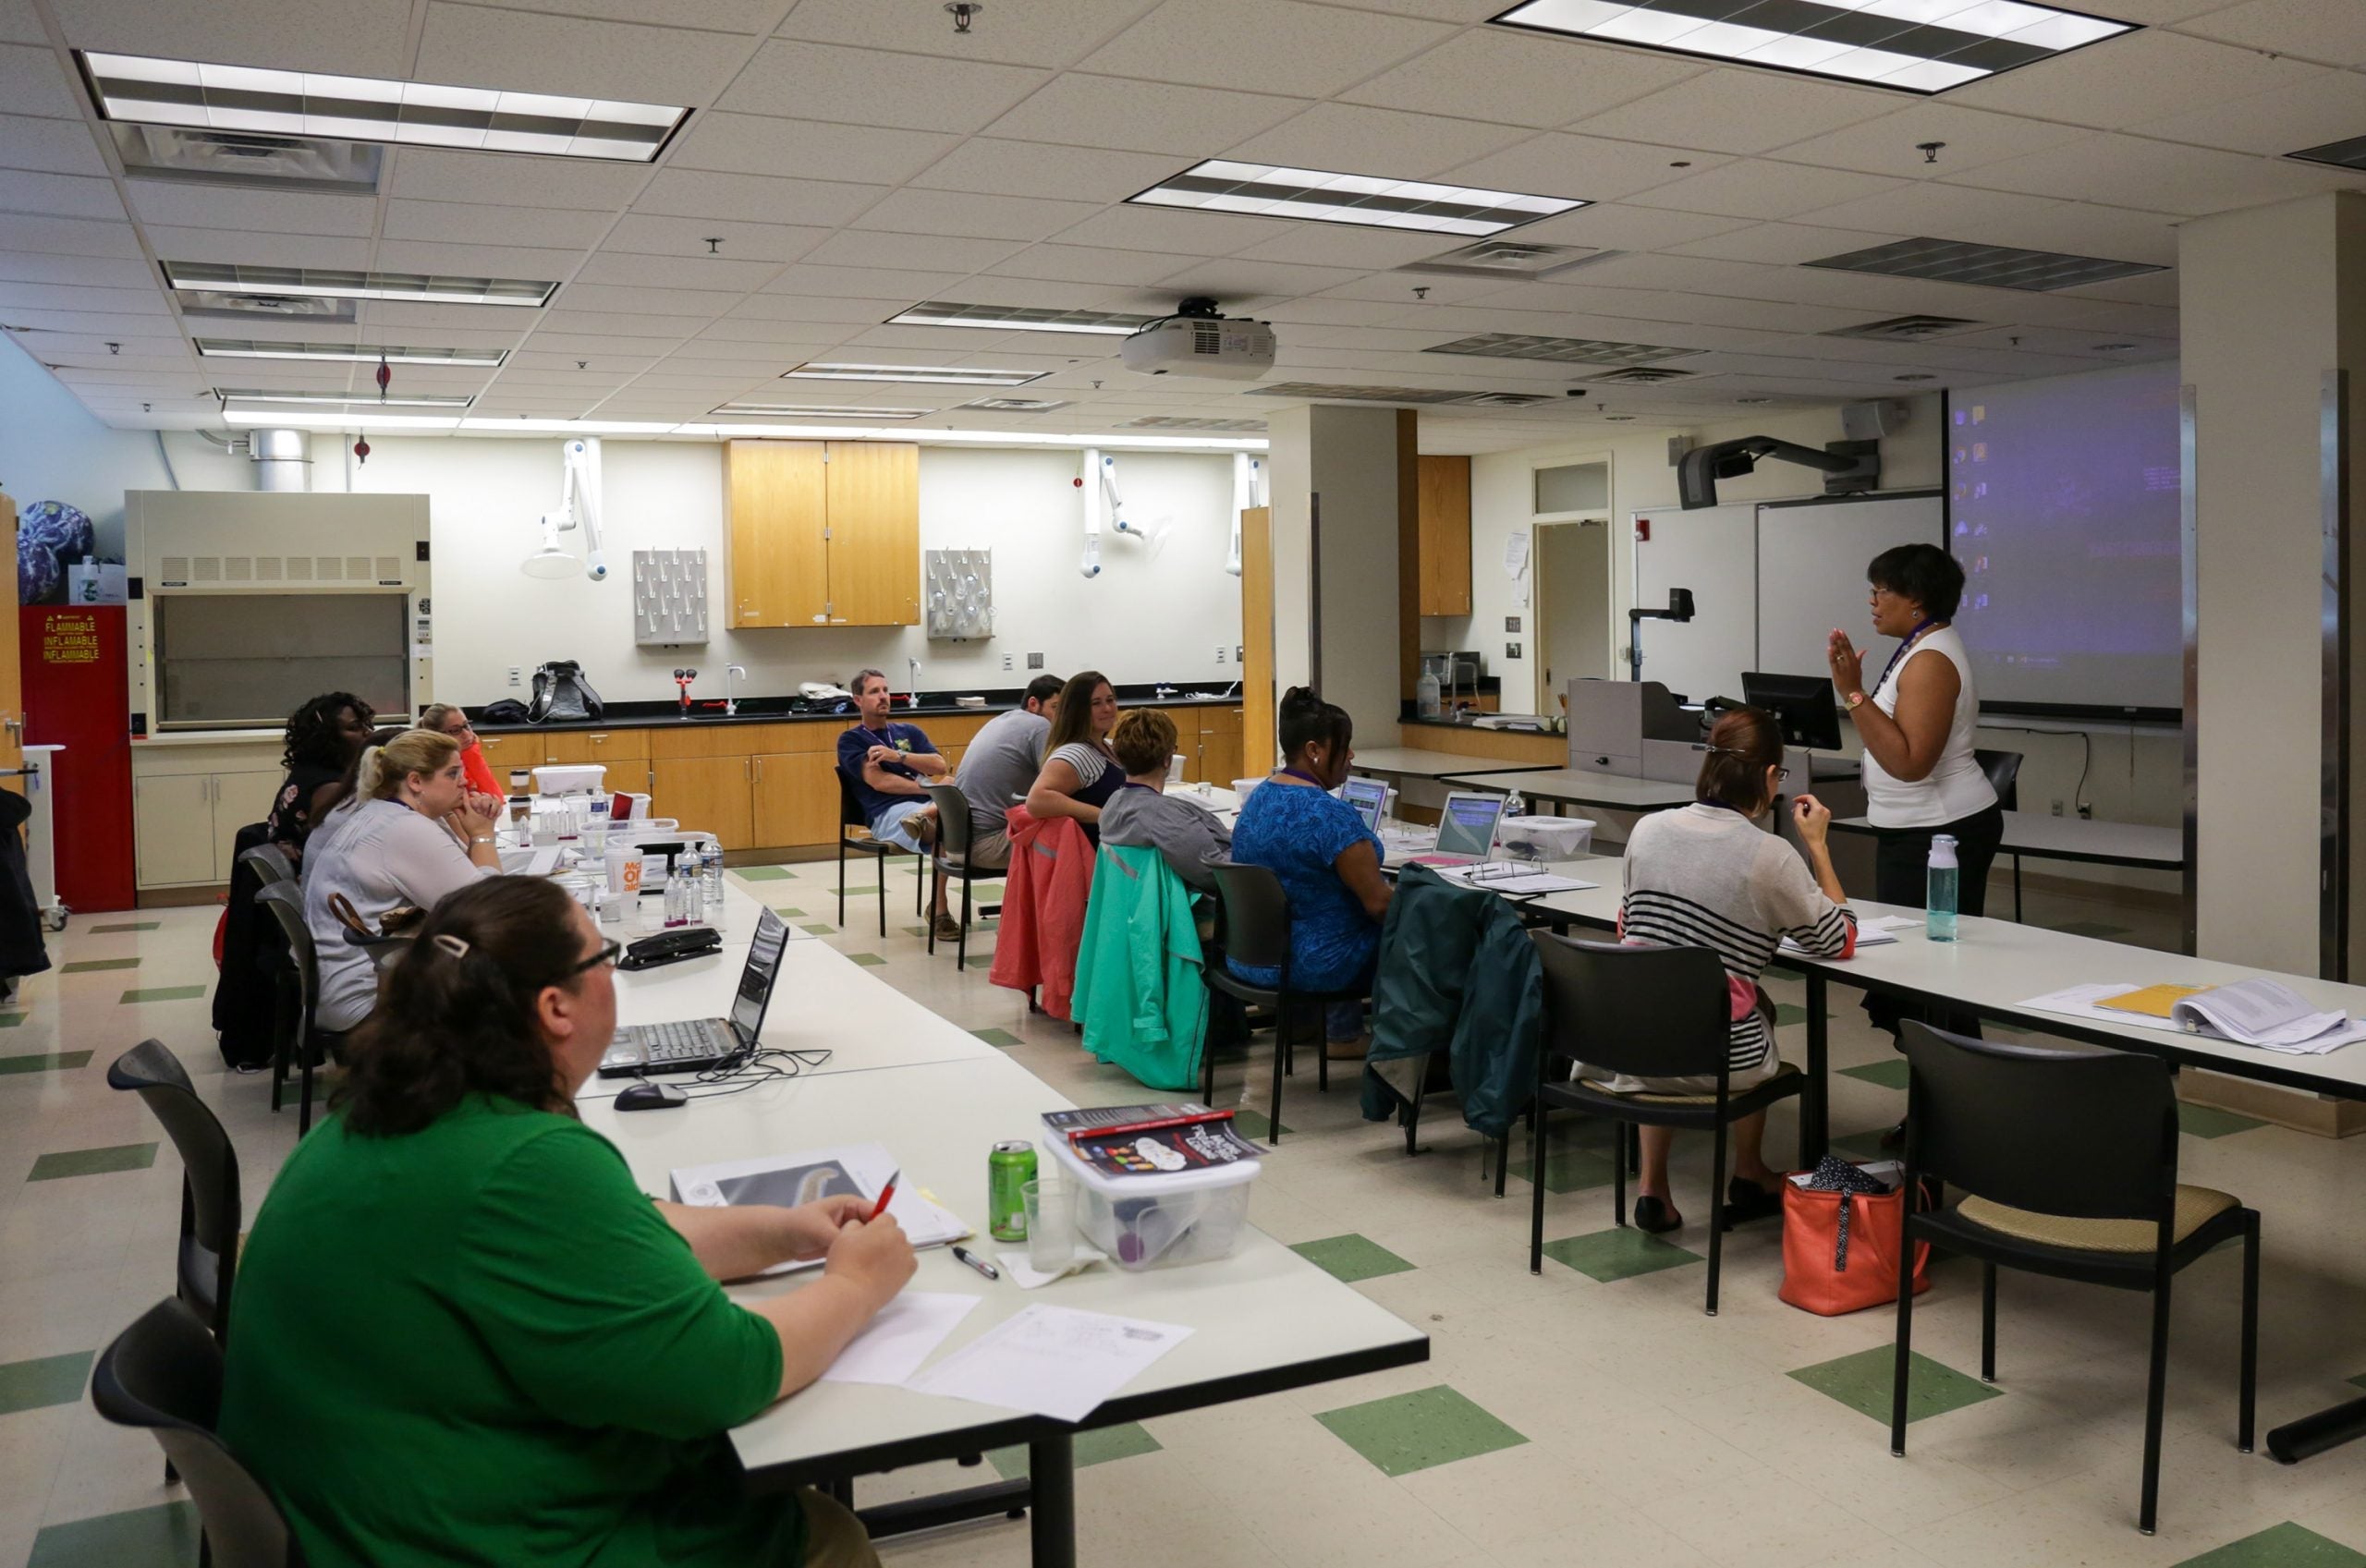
[750,751,840,849]
[725,442,828,628]
[823,442,920,626]
[133,772,214,885]
[652,756,754,850]
[1532,518,1612,712]
[0,495,21,795]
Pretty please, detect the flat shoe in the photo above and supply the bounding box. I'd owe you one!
[1723,1177,1784,1226]
[932,914,963,942]
[1632,1196,1682,1234]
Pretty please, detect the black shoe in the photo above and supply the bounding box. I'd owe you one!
[1879,1120,1906,1149]
[1722,1177,1784,1227]
[1632,1196,1682,1234]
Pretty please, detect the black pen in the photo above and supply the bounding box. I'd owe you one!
[949,1245,1000,1281]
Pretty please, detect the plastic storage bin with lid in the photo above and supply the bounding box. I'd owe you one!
[1043,1133,1262,1271]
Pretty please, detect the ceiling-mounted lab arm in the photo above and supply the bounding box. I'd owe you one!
[1079,446,1104,578]
[1677,433,1879,510]
[1099,452,1141,540]
[532,438,609,580]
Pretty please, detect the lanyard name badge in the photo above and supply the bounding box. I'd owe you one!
[1873,618,1940,698]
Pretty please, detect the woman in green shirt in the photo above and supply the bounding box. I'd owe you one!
[219,875,915,1568]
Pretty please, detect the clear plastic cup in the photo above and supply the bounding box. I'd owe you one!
[1023,1179,1073,1273]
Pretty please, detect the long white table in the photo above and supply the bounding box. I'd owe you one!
[582,881,1429,1564]
[1348,747,1535,782]
[1833,809,2184,921]
[1441,767,1696,815]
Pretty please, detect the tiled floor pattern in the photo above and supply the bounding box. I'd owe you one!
[7,865,2366,1568]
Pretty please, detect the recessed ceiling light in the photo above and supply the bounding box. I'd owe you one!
[1246,382,1547,406]
[1803,237,2163,292]
[962,397,1072,413]
[196,338,506,366]
[1490,0,2134,95]
[2092,342,2137,352]
[2287,134,2366,174]
[165,261,555,307]
[1425,332,1703,367]
[711,402,932,419]
[79,51,688,163]
[780,362,1047,386]
[1895,374,1937,383]
[220,388,474,407]
[1129,159,1582,237]
[887,302,1156,336]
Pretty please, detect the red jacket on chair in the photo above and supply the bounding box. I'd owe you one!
[989,808,1093,1022]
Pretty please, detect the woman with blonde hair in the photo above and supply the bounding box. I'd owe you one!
[420,702,505,798]
[300,728,503,1034]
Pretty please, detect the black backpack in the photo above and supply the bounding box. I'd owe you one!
[527,661,604,723]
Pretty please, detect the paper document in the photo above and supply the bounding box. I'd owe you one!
[1781,915,1918,954]
[672,1143,971,1273]
[1430,863,1598,894]
[906,1304,1193,1422]
[2169,978,2360,1049]
[822,1293,982,1386]
[2094,984,2208,1020]
[2018,982,2366,1056]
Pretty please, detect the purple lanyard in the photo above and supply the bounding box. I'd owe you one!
[1873,619,1940,697]
[1275,767,1325,786]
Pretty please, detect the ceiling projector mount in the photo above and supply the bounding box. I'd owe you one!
[1120,297,1277,381]
[1677,434,1880,510]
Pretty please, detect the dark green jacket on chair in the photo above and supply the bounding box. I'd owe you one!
[1360,863,1545,1139]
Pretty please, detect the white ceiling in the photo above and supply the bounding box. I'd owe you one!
[1,0,2361,452]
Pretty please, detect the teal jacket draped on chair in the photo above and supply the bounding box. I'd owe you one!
[1073,844,1208,1092]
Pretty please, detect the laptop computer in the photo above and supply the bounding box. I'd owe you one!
[1409,791,1508,867]
[599,906,789,1076]
[1338,775,1389,834]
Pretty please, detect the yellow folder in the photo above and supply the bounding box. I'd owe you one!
[2094,983,2213,1019]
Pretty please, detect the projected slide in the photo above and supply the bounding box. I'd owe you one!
[1948,361,2182,715]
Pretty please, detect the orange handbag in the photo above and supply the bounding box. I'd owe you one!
[1778,1173,1932,1316]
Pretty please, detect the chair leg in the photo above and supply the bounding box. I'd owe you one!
[926,866,938,955]
[1890,1202,1918,1456]
[957,876,971,969]
[837,843,848,925]
[1612,1119,1628,1229]
[913,854,923,916]
[1494,1124,1510,1198]
[1316,1003,1329,1093]
[1267,1004,1287,1146]
[880,855,890,938]
[1981,1261,1998,1382]
[1529,1109,1549,1274]
[2140,1275,2174,1533]
[2238,1213,2260,1454]
[298,1027,317,1139]
[1628,1122,1640,1176]
[1704,1115,1728,1317]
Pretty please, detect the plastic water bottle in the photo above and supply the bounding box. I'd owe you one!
[1926,833,1959,943]
[701,842,725,915]
[1416,659,1442,719]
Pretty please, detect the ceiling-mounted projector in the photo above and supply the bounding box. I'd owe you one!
[1120,297,1276,381]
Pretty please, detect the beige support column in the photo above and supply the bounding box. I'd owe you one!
[1264,404,1414,748]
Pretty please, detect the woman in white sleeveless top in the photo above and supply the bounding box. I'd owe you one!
[1825,543,2001,1039]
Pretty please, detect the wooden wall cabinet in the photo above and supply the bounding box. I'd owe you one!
[1416,454,1472,617]
[724,440,919,629]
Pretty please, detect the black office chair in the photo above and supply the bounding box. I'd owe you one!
[835,769,924,937]
[922,783,1003,969]
[1891,1022,2258,1536]
[1973,748,2027,919]
[1201,860,1371,1146]
[106,1041,242,1344]
[91,1297,308,1568]
[1525,931,1806,1317]
[234,844,293,889]
[251,883,345,1137]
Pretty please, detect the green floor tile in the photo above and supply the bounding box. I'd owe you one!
[1316,1384,1527,1477]
[120,985,207,1003]
[89,921,161,933]
[1232,1108,1289,1140]
[902,925,931,937]
[970,1027,1021,1047]
[770,906,806,918]
[27,1141,158,1182]
[1291,1234,1416,1283]
[59,957,140,974]
[1840,1059,1910,1090]
[2052,919,2131,940]
[1508,1145,1618,1195]
[847,953,887,967]
[1771,1001,1834,1027]
[2178,1102,2265,1138]
[1788,1345,2002,1426]
[2173,1523,2366,1568]
[1831,1130,1895,1161]
[28,1500,201,1568]
[0,1349,94,1415]
[0,1012,24,1027]
[798,923,835,936]
[1539,1226,1701,1283]
[983,1420,1161,1480]
[962,954,994,969]
[735,866,798,881]
[0,1050,91,1076]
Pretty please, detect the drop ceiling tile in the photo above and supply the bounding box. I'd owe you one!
[44,0,414,76]
[1154,259,1371,299]
[1434,132,1725,204]
[1050,205,1290,258]
[138,226,371,271]
[1566,69,1894,156]
[908,139,1182,203]
[531,309,713,338]
[132,182,373,237]
[633,169,887,228]
[729,293,909,323]
[1312,271,1532,306]
[1664,222,1915,266]
[984,243,1189,286]
[1227,226,1480,270]
[855,188,1105,243]
[1344,30,1705,130]
[1768,105,2095,182]
[0,0,43,43]
[799,229,1026,272]
[573,251,779,291]
[0,115,108,178]
[386,149,651,212]
[899,275,1135,312]
[982,73,1306,156]
[521,333,700,357]
[2128,70,2366,158]
[0,281,165,315]
[2179,0,2366,67]
[470,0,788,32]
[0,251,155,289]
[1079,0,1451,97]
[496,368,639,388]
[1949,134,2343,216]
[772,0,1164,67]
[0,170,124,222]
[0,214,143,259]
[1628,160,1904,222]
[647,355,792,377]
[668,114,960,184]
[1219,103,1533,180]
[1497,202,1751,251]
[718,39,1049,133]
[2,306,182,335]
[507,350,660,372]
[757,262,966,299]
[1947,30,2327,130]
[371,240,590,280]
[550,285,735,318]
[840,323,1033,352]
[381,200,614,252]
[414,2,752,103]
[603,215,828,264]
[686,320,841,348]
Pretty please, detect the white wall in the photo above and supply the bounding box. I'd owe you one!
[324,437,1242,706]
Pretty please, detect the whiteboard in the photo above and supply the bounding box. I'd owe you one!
[1629,503,1755,703]
[1754,494,1945,678]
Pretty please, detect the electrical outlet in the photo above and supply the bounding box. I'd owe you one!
[1001,654,1012,672]
[1027,652,1043,670]
[1214,647,1226,663]
[2052,798,2063,816]
[2078,803,2092,819]
[507,665,521,687]
[1235,645,1242,662]
[1506,641,1522,660]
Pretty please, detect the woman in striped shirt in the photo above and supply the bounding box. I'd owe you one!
[1599,707,1855,1234]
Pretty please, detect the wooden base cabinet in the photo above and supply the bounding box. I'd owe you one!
[651,756,754,850]
[751,751,840,849]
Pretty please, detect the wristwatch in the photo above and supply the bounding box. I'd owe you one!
[1844,691,1867,711]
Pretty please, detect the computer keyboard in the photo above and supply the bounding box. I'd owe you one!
[637,1020,733,1065]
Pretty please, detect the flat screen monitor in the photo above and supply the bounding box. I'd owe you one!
[1433,791,1508,859]
[1338,776,1388,834]
[1741,672,1843,750]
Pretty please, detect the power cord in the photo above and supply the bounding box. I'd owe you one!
[1979,723,2092,817]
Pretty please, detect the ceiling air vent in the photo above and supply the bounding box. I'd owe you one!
[1592,367,1703,384]
[1453,392,1555,407]
[1399,241,1620,282]
[1803,237,2164,293]
[1124,417,1268,432]
[176,291,357,323]
[108,125,382,194]
[1425,332,1703,366]
[961,397,1070,413]
[1823,314,1984,343]
[1248,383,1495,406]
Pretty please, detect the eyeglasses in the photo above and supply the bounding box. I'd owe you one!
[1771,765,1791,782]
[568,940,622,976]
[442,721,474,736]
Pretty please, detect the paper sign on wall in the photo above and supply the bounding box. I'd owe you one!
[1505,529,1531,609]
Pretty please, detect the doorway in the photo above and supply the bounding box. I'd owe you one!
[1531,517,1611,715]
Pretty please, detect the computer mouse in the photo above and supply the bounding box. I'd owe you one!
[615,1080,689,1112]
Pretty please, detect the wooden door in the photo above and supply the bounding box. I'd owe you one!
[133,772,213,885]
[1416,456,1472,616]
[1239,505,1274,777]
[651,756,754,850]
[750,750,840,849]
[725,441,828,628]
[823,442,920,626]
[0,495,20,795]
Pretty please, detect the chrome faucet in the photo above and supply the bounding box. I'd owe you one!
[907,656,922,706]
[725,663,747,717]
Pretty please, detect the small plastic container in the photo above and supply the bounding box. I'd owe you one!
[1498,814,1595,861]
[1044,1135,1261,1271]
[532,763,605,796]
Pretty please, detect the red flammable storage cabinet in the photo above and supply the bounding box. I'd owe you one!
[22,604,136,913]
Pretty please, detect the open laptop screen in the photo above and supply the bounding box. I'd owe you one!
[1433,792,1506,859]
[730,907,790,1043]
[1338,776,1388,833]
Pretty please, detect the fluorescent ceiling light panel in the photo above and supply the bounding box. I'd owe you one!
[1125,417,1269,432]
[961,397,1071,413]
[1129,160,1582,237]
[165,261,555,307]
[223,409,460,430]
[2287,134,2366,174]
[196,338,506,366]
[712,402,931,419]
[1489,0,2134,95]
[221,388,474,407]
[887,302,1158,336]
[781,362,1047,386]
[80,51,687,162]
[1423,333,1705,366]
[1802,237,2164,291]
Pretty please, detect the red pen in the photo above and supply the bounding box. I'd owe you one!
[866,1171,899,1223]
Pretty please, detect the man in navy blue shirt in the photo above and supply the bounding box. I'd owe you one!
[836,669,956,935]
